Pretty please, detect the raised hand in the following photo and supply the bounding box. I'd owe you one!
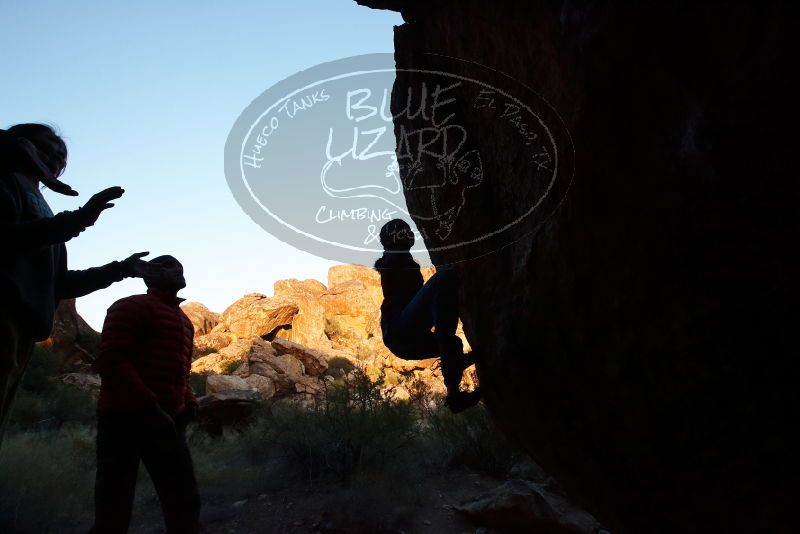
[79,186,125,226]
[121,251,167,279]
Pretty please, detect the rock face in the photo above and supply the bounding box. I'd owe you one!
[185,262,470,406]
[358,1,800,532]
[271,338,329,376]
[180,302,219,337]
[220,293,299,339]
[456,479,601,534]
[320,280,381,340]
[193,324,236,357]
[273,279,331,350]
[42,299,100,372]
[59,372,101,400]
[327,265,383,308]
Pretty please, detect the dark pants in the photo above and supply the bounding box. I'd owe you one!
[383,269,464,388]
[90,414,200,534]
[0,310,35,447]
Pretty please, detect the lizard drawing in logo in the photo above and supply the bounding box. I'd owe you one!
[392,120,485,242]
[319,128,483,243]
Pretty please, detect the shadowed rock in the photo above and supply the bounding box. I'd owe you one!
[456,479,601,534]
[42,299,100,372]
[358,0,800,532]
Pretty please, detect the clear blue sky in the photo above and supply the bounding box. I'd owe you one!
[1,0,402,329]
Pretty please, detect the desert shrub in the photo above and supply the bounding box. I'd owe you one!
[192,346,217,359]
[270,367,417,487]
[323,317,345,339]
[319,464,428,533]
[324,356,356,379]
[188,372,207,397]
[421,402,520,477]
[408,377,520,477]
[354,341,376,362]
[220,358,242,375]
[0,426,96,532]
[8,346,95,430]
[185,421,283,499]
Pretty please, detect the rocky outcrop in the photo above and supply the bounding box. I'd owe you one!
[205,374,252,396]
[456,479,601,534]
[220,293,298,339]
[271,338,329,376]
[273,279,331,350]
[180,302,219,337]
[359,1,800,532]
[327,264,383,308]
[320,280,381,341]
[59,372,101,400]
[42,299,100,372]
[197,390,260,436]
[193,324,236,357]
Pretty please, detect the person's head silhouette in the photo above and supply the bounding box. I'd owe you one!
[7,123,67,179]
[380,219,415,252]
[2,123,77,196]
[143,255,186,292]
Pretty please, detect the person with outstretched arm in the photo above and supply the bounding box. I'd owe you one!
[91,255,200,534]
[374,219,481,413]
[0,123,163,445]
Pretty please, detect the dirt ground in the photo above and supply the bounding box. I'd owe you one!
[121,468,500,534]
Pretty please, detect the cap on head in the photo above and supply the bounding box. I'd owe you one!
[148,255,181,267]
[143,255,184,289]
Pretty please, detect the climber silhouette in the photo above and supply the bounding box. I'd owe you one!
[374,219,481,413]
[0,123,166,447]
[91,255,200,534]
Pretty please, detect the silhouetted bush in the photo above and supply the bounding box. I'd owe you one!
[270,367,416,487]
[0,356,523,532]
[411,378,521,477]
[0,425,96,532]
[8,345,95,430]
[188,372,207,397]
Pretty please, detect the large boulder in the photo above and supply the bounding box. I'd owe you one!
[248,362,295,395]
[220,293,298,339]
[193,323,236,357]
[205,374,253,396]
[271,338,329,376]
[192,338,251,374]
[42,299,100,372]
[319,280,381,340]
[59,372,102,400]
[180,302,220,337]
[327,264,383,307]
[273,279,331,350]
[359,1,800,532]
[244,374,276,400]
[456,479,601,534]
[197,390,260,436]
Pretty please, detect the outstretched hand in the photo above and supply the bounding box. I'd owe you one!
[79,186,124,226]
[121,251,167,279]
